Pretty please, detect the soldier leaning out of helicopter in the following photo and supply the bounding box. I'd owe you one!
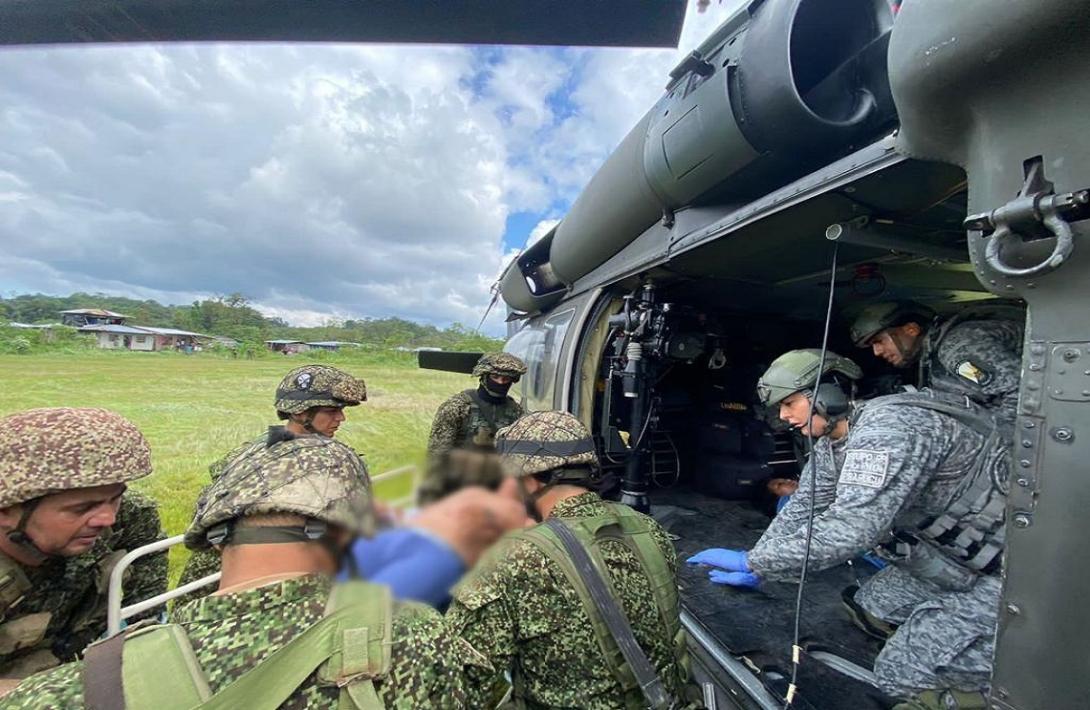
[688,348,1012,710]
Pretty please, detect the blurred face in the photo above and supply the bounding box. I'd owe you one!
[868,323,923,368]
[0,483,125,558]
[778,391,830,438]
[307,406,346,437]
[488,374,513,386]
[767,478,799,497]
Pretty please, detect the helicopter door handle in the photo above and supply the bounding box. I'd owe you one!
[965,188,1088,278]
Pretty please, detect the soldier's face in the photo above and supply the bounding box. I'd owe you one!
[0,483,126,557]
[868,324,923,367]
[309,406,346,437]
[778,392,830,437]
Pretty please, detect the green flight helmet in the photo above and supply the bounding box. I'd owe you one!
[756,349,863,409]
[850,301,936,348]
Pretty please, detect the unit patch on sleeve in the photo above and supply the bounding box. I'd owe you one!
[839,450,890,489]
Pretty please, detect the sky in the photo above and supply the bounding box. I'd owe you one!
[0,1,742,334]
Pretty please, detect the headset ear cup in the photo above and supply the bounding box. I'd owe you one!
[814,382,849,417]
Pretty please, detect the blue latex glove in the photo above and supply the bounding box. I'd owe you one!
[340,528,466,608]
[708,569,761,588]
[686,548,751,573]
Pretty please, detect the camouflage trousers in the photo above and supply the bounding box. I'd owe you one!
[173,548,222,608]
[855,566,1001,698]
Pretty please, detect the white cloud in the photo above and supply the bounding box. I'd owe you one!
[0,1,744,335]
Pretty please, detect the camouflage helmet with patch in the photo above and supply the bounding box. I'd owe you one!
[0,408,152,508]
[274,365,366,415]
[184,435,373,550]
[495,410,598,478]
[756,349,863,407]
[472,352,527,380]
[849,301,936,347]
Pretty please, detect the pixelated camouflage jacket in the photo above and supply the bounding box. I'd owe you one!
[2,574,490,709]
[0,489,167,678]
[446,492,691,709]
[426,390,524,458]
[747,392,989,580]
[421,391,524,502]
[751,434,848,558]
[924,318,1023,426]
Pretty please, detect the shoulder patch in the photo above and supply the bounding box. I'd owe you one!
[839,450,890,489]
[955,360,990,385]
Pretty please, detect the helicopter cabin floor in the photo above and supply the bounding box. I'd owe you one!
[650,486,897,709]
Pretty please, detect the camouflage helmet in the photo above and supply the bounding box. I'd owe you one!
[495,411,598,478]
[472,353,527,380]
[0,408,152,508]
[274,365,366,415]
[756,349,863,407]
[850,301,936,347]
[184,435,373,550]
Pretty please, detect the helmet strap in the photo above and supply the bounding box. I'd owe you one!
[6,498,50,563]
[516,477,548,523]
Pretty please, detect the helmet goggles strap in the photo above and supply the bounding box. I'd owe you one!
[7,497,49,563]
[206,518,345,561]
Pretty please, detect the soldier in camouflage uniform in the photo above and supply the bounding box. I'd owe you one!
[850,301,1024,425]
[446,411,697,709]
[175,364,367,604]
[689,350,1007,707]
[0,408,166,684]
[420,353,527,504]
[3,432,490,708]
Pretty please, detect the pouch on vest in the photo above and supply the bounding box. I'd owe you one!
[84,581,392,710]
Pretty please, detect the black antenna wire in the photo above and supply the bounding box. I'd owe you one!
[784,239,840,708]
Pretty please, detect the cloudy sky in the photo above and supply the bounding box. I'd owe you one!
[0,1,741,332]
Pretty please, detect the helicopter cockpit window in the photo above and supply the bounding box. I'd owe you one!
[504,308,575,412]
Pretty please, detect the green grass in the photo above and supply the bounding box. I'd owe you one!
[0,350,465,583]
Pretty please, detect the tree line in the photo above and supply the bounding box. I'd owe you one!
[1,293,502,351]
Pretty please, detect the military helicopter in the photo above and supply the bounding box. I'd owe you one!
[418,0,1090,708]
[8,0,1086,708]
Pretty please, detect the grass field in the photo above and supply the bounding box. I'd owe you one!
[0,350,465,583]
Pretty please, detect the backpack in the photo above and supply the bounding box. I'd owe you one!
[82,580,392,710]
[513,502,689,710]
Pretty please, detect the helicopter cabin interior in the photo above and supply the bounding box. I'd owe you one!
[533,155,1026,709]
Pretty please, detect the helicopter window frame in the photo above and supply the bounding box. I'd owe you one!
[504,307,576,412]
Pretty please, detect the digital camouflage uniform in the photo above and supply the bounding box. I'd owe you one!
[421,353,527,503]
[0,409,166,680]
[746,392,1001,698]
[3,434,489,708]
[175,364,368,606]
[446,411,694,709]
[749,435,846,558]
[851,302,1024,427]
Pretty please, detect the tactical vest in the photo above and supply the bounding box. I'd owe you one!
[0,553,52,674]
[513,503,689,710]
[872,393,1011,592]
[459,389,521,450]
[82,581,393,710]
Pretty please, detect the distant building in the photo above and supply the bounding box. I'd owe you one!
[266,339,309,354]
[206,335,240,349]
[79,324,157,351]
[59,308,128,327]
[305,341,361,352]
[78,324,206,352]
